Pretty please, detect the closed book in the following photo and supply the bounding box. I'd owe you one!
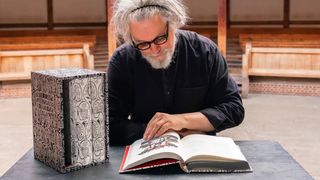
[31,68,109,173]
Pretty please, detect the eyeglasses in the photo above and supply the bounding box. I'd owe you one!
[132,22,169,51]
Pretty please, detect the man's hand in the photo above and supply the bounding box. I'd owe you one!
[143,112,187,140]
[143,112,214,141]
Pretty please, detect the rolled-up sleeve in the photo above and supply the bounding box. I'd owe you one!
[200,47,245,134]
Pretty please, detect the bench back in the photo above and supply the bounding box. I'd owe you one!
[239,34,320,50]
[0,35,96,51]
[0,44,94,81]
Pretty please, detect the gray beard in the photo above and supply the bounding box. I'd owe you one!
[143,49,173,69]
[142,35,177,69]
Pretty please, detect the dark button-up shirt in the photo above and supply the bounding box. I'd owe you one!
[108,30,244,145]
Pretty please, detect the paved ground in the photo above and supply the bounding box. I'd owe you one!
[0,94,319,179]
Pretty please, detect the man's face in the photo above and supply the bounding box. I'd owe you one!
[129,15,175,69]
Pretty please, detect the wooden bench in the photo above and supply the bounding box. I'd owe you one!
[0,44,94,81]
[240,34,320,97]
[0,35,96,82]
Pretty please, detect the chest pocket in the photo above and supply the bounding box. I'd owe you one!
[174,85,208,113]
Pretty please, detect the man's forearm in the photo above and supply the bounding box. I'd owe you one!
[179,112,214,132]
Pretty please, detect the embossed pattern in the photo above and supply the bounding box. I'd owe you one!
[31,68,109,173]
[69,76,106,165]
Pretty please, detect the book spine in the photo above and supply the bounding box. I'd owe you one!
[90,76,106,163]
[69,77,93,166]
[178,162,189,173]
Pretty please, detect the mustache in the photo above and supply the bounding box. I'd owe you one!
[147,49,169,58]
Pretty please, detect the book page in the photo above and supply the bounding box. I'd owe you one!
[179,134,247,163]
[123,132,183,170]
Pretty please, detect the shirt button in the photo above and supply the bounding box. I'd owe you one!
[167,91,170,95]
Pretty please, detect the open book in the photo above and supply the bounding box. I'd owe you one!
[119,132,252,173]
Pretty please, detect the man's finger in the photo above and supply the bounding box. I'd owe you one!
[148,118,168,140]
[143,113,160,139]
[144,115,164,140]
[145,118,167,140]
[154,121,170,138]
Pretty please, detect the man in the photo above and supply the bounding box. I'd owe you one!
[108,0,244,145]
